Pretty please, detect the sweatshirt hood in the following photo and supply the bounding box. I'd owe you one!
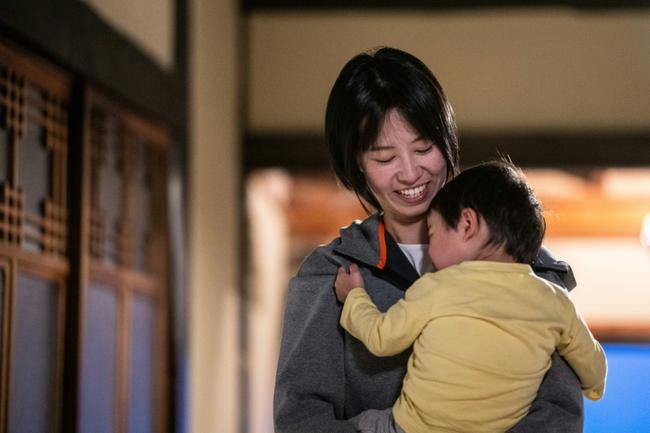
[333,214,420,290]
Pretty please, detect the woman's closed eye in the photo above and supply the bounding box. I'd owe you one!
[372,155,395,164]
[415,144,434,155]
[368,149,396,164]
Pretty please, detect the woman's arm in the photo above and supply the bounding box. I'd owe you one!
[274,252,357,433]
[507,352,584,433]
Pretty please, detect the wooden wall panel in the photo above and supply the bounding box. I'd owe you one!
[78,88,170,433]
[0,38,172,433]
[0,41,70,259]
[0,39,70,433]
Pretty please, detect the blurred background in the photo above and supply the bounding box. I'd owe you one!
[0,1,648,433]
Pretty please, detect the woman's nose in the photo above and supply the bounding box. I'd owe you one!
[397,156,421,184]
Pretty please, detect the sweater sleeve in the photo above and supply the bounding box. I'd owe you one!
[557,298,607,400]
[274,250,357,433]
[339,279,434,357]
[510,248,584,433]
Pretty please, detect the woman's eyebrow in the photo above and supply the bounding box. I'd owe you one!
[369,136,427,151]
[410,134,434,144]
[368,145,394,151]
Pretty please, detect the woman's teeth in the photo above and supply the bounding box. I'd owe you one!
[397,184,426,199]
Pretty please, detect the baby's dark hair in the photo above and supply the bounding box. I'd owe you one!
[429,160,545,264]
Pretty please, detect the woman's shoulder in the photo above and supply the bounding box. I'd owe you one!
[295,214,381,278]
[295,238,343,278]
[285,238,345,307]
[532,246,577,291]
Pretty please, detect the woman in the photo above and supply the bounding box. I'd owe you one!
[274,47,582,433]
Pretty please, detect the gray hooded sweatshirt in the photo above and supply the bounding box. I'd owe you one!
[274,214,583,433]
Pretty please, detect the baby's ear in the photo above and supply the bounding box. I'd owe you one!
[459,207,481,240]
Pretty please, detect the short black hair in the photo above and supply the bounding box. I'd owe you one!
[429,160,545,264]
[325,46,459,212]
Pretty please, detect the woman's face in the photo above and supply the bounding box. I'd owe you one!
[359,109,447,227]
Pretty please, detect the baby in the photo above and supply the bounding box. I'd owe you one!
[335,160,606,433]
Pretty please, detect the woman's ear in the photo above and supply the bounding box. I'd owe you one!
[458,208,480,241]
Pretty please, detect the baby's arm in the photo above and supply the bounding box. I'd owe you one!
[337,272,435,357]
[557,300,607,400]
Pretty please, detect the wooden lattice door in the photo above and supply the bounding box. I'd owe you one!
[0,40,71,433]
[76,89,170,433]
[0,39,171,433]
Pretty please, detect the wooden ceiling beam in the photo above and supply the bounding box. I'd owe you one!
[242,0,650,12]
[244,130,650,172]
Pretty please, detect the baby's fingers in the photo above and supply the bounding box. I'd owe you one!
[335,266,349,286]
[348,263,365,288]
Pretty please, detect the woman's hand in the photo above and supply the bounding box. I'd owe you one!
[335,263,365,303]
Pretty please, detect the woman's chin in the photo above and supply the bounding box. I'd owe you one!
[385,201,430,224]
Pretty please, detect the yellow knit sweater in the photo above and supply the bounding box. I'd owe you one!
[340,261,606,433]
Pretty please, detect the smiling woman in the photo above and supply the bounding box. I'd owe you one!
[273,46,584,433]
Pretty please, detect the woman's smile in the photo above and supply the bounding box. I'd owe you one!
[395,183,428,202]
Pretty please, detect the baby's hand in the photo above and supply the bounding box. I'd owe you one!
[335,263,365,303]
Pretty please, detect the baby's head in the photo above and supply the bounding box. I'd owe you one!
[426,160,545,270]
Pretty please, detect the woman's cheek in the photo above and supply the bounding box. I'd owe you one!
[367,164,397,188]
